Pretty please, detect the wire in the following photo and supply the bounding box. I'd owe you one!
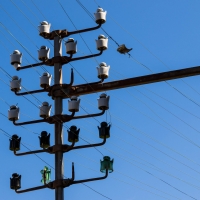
[102,143,197,199]
[73,153,193,198]
[57,0,99,66]
[93,0,200,100]
[82,183,112,200]
[0,36,105,157]
[79,120,200,190]
[0,3,39,49]
[0,122,112,199]
[77,0,200,109]
[0,80,194,198]
[2,1,199,198]
[81,93,200,150]
[65,156,176,200]
[84,117,200,179]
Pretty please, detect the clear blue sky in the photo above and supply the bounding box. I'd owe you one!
[0,0,200,199]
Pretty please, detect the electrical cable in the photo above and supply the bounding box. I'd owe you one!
[101,142,197,199]
[72,0,200,146]
[83,118,200,182]
[1,1,198,198]
[93,0,200,100]
[77,0,200,109]
[0,77,197,198]
[64,156,177,200]
[0,34,105,156]
[0,22,48,73]
[79,96,200,171]
[57,0,99,65]
[73,150,195,199]
[78,117,200,189]
[0,127,112,199]
[0,74,105,156]
[0,3,40,49]
[142,86,200,120]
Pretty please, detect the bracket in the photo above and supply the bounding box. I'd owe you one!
[39,24,101,40]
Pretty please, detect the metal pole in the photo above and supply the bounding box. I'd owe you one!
[59,65,200,98]
[54,36,64,200]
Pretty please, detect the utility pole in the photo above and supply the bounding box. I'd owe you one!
[7,7,200,200]
[54,36,64,200]
[9,7,114,200]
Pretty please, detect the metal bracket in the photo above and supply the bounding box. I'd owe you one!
[48,69,74,99]
[39,24,101,40]
[48,143,75,154]
[12,111,75,126]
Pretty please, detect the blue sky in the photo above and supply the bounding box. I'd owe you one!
[0,0,200,199]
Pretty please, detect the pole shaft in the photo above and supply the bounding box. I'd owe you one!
[54,36,64,200]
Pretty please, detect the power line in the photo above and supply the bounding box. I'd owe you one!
[0,126,112,199]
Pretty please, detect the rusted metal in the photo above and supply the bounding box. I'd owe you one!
[48,143,75,154]
[12,134,106,155]
[15,185,48,193]
[14,161,108,193]
[39,30,68,40]
[15,89,47,96]
[13,141,75,156]
[16,50,103,71]
[72,109,105,120]
[52,65,200,98]
[12,111,76,126]
[14,149,47,156]
[20,65,200,99]
[71,133,106,151]
[67,24,101,36]
[70,50,103,62]
[13,119,46,126]
[72,169,108,185]
[16,62,44,71]
[39,24,101,40]
[12,109,105,126]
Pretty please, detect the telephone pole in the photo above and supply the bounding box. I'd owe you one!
[54,36,64,200]
[7,7,200,200]
[9,8,114,200]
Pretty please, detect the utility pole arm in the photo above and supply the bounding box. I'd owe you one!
[59,65,200,98]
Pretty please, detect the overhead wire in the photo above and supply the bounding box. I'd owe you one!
[72,0,200,155]
[0,69,196,198]
[54,0,200,150]
[0,108,191,200]
[0,3,40,49]
[64,156,178,200]
[82,118,200,182]
[72,0,200,143]
[80,95,200,171]
[73,143,197,200]
[50,3,200,194]
[57,0,99,65]
[81,92,200,152]
[3,1,54,78]
[93,0,200,99]
[78,121,200,191]
[77,0,200,109]
[101,140,197,199]
[0,24,42,76]
[48,9,200,198]
[0,72,105,156]
[142,86,200,120]
[0,126,112,199]
[0,36,105,152]
[1,0,198,198]
[0,92,195,198]
[0,17,106,157]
